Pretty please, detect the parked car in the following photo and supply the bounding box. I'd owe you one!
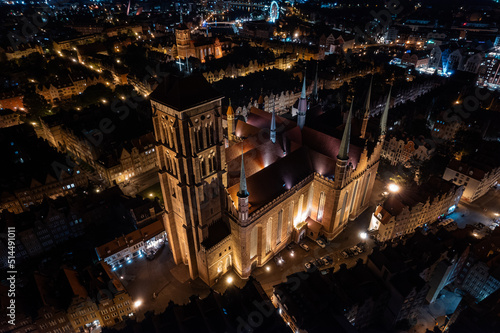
[315,239,326,248]
[321,255,333,264]
[315,259,325,267]
[304,262,313,270]
[341,251,349,258]
[299,243,310,251]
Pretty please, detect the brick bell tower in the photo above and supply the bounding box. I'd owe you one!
[150,75,227,284]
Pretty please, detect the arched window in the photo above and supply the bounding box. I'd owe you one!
[350,181,359,214]
[266,218,272,254]
[297,194,304,222]
[361,173,371,207]
[317,192,326,222]
[277,209,283,245]
[250,227,258,259]
[339,192,348,226]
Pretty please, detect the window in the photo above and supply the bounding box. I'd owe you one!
[297,194,304,221]
[317,192,326,222]
[266,218,272,253]
[250,227,258,259]
[277,210,283,245]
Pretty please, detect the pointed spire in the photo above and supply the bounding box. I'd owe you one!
[380,86,392,136]
[238,146,249,198]
[270,100,276,143]
[364,76,373,118]
[338,98,353,161]
[313,62,319,101]
[301,68,307,99]
[227,98,234,116]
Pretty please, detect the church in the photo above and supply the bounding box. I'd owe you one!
[149,72,390,286]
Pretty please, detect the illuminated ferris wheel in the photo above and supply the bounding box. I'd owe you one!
[270,1,279,23]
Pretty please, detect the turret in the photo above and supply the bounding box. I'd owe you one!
[270,99,276,144]
[335,99,353,189]
[227,99,235,142]
[297,69,308,130]
[360,77,372,139]
[237,149,249,223]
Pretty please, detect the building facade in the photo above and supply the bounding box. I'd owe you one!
[442,159,500,202]
[369,177,463,242]
[151,75,386,286]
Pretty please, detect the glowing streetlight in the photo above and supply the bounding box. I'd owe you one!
[388,183,400,193]
[134,300,143,308]
[266,266,271,272]
[149,193,153,197]
[226,276,233,284]
[359,232,367,240]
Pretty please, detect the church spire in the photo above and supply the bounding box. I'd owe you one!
[312,62,319,102]
[338,98,353,161]
[297,68,308,130]
[237,147,249,198]
[380,85,392,137]
[270,99,276,144]
[301,69,307,99]
[360,77,372,139]
[364,76,373,117]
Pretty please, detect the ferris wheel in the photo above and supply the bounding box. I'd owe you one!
[270,1,279,23]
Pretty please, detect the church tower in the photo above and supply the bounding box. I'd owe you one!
[297,70,308,130]
[360,77,372,139]
[175,24,191,59]
[150,75,226,284]
[226,99,235,142]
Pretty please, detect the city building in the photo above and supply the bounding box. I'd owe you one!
[432,115,463,141]
[0,89,24,111]
[52,34,101,52]
[272,263,388,332]
[95,219,167,269]
[0,125,88,214]
[102,277,288,333]
[367,247,429,327]
[36,73,108,104]
[0,42,43,60]
[381,135,434,166]
[0,109,22,128]
[151,74,387,286]
[38,111,157,186]
[369,177,463,242]
[443,158,500,202]
[175,23,231,61]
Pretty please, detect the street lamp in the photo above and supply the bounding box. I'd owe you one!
[359,232,367,240]
[388,183,400,193]
[134,300,142,308]
[226,276,233,284]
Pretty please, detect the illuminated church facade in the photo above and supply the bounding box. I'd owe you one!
[150,73,390,286]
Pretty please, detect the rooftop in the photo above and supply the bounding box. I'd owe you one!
[149,74,223,111]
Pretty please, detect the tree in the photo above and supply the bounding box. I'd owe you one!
[114,84,135,98]
[23,92,51,119]
[75,84,114,108]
